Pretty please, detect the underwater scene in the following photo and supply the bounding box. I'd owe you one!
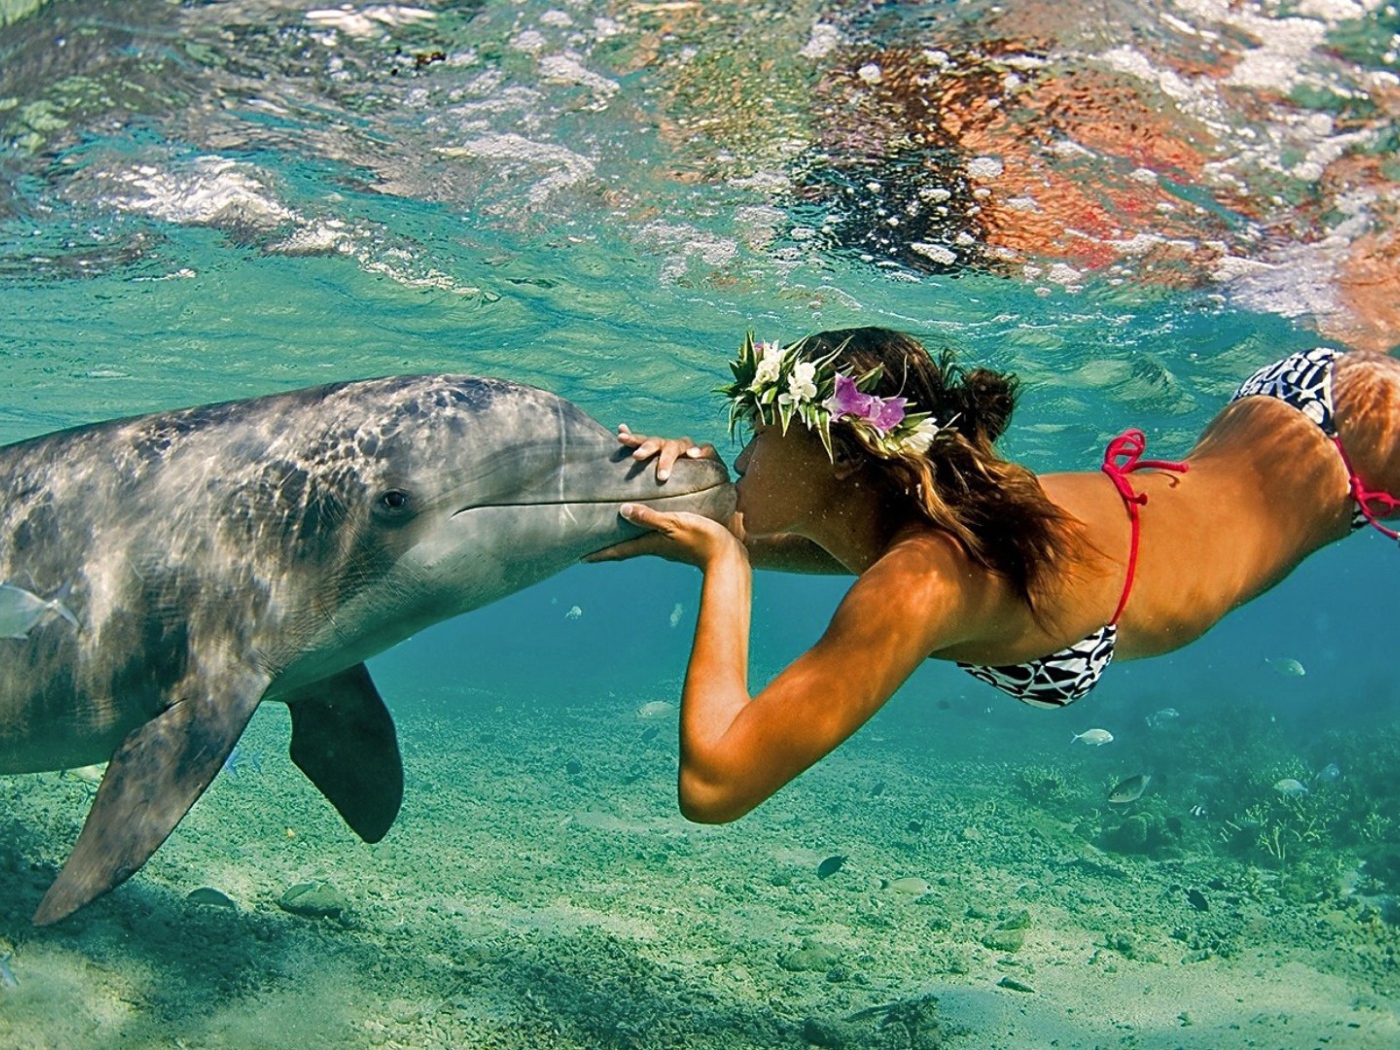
[1,0,1399,1046]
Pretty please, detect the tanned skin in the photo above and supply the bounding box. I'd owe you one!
[587,353,1400,824]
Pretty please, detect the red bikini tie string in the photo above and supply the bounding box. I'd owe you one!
[1100,429,1190,625]
[1332,436,1400,541]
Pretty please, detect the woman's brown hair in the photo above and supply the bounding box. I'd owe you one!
[794,327,1079,613]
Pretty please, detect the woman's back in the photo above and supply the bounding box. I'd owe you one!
[993,352,1398,664]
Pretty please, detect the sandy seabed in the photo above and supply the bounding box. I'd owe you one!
[0,683,1396,1050]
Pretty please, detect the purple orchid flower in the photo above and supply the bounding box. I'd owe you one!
[827,373,907,434]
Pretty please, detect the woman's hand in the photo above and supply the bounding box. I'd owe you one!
[616,423,718,482]
[584,503,746,569]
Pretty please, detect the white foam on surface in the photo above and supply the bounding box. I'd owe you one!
[304,5,435,38]
[106,157,295,231]
[537,53,619,97]
[1224,16,1328,91]
[967,156,1004,180]
[1100,45,1197,101]
[1216,243,1342,320]
[438,134,597,205]
[637,221,739,283]
[910,242,957,266]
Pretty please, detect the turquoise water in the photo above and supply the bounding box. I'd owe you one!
[2,1,1400,1046]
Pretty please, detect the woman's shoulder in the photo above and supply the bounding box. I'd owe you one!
[837,524,1009,651]
[880,520,974,574]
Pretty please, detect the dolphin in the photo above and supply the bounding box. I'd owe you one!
[0,374,732,924]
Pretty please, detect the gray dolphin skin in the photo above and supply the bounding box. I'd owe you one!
[0,374,733,925]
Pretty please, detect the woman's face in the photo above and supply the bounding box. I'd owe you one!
[732,420,834,536]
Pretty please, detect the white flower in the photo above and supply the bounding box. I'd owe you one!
[749,340,784,391]
[893,418,941,455]
[787,360,817,403]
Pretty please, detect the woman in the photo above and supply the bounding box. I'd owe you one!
[588,329,1400,823]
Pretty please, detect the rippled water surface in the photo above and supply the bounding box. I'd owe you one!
[1,0,1396,447]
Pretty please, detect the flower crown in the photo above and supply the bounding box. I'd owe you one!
[718,333,950,459]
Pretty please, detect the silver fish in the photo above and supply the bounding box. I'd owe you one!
[880,876,931,895]
[1273,778,1309,796]
[0,582,79,640]
[1071,728,1114,746]
[1315,763,1341,783]
[1108,773,1151,804]
[1265,656,1306,678]
[0,952,16,990]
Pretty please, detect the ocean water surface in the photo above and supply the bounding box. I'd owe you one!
[1,1,1398,1047]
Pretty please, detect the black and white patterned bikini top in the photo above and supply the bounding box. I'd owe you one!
[957,430,1189,709]
[957,622,1120,709]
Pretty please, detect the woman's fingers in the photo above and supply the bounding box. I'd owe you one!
[615,424,646,449]
[614,425,711,481]
[583,503,678,563]
[583,504,736,568]
[618,502,666,529]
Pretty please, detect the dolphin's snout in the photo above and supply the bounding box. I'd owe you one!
[644,454,734,522]
[650,450,731,492]
[679,479,737,522]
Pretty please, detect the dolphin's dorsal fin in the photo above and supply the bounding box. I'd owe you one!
[33,664,270,925]
[287,663,402,843]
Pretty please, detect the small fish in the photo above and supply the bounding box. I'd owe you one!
[186,886,237,909]
[816,854,846,879]
[564,605,582,620]
[636,700,674,720]
[1273,778,1309,796]
[668,602,683,629]
[1265,656,1306,678]
[880,876,930,895]
[0,952,16,990]
[1144,707,1180,729]
[1315,762,1341,783]
[997,976,1035,993]
[1107,773,1151,804]
[0,582,79,640]
[1071,728,1114,746]
[1189,804,1207,818]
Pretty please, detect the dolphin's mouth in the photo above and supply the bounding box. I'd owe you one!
[451,479,732,516]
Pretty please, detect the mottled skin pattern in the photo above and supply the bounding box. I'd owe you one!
[0,375,732,924]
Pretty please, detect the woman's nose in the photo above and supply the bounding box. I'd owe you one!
[734,442,752,476]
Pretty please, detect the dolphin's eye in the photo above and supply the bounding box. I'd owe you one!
[376,490,412,515]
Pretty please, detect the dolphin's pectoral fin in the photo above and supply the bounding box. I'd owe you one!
[287,663,402,843]
[33,669,268,926]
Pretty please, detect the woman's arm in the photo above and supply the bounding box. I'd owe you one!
[675,527,969,822]
[600,503,973,822]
